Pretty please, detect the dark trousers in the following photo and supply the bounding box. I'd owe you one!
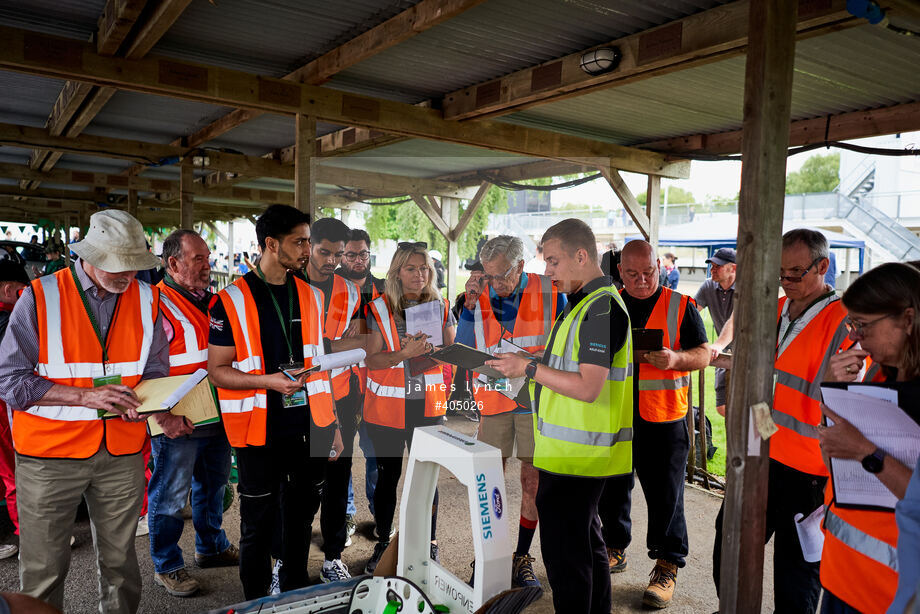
[600,415,689,566]
[713,459,827,614]
[234,423,335,600]
[536,471,610,614]
[320,387,361,560]
[365,400,442,542]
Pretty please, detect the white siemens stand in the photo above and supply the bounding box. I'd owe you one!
[398,425,512,614]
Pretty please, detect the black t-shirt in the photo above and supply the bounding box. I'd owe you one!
[535,276,628,407]
[209,272,308,442]
[304,273,335,315]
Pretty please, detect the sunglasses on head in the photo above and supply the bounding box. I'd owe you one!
[397,241,427,250]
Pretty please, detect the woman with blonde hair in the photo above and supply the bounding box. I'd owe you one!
[819,262,920,614]
[361,241,456,574]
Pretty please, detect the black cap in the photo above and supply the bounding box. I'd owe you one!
[706,247,736,266]
[0,259,29,285]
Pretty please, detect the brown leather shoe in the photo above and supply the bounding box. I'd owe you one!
[154,568,200,597]
[195,544,240,568]
[643,559,677,608]
[606,547,627,573]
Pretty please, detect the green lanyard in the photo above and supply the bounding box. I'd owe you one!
[256,264,295,365]
[70,265,117,364]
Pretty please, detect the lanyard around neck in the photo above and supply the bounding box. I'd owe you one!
[70,265,118,364]
[256,264,295,364]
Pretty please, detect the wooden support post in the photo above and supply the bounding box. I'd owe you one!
[127,188,138,217]
[647,175,661,253]
[295,114,316,221]
[442,197,460,301]
[180,161,194,229]
[719,0,798,610]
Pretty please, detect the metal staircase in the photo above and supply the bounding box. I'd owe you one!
[835,191,920,262]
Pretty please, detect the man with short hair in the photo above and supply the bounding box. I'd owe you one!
[208,205,342,599]
[456,235,564,588]
[712,229,850,613]
[602,239,709,609]
[147,230,237,598]
[694,247,737,416]
[488,219,632,614]
[303,217,364,583]
[0,209,169,613]
[335,228,384,539]
[0,260,31,560]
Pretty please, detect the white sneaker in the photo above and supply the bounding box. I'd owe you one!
[344,514,356,547]
[269,559,282,596]
[136,515,149,537]
[0,544,17,559]
[70,535,76,548]
[320,558,351,584]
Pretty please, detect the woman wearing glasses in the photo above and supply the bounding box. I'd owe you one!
[361,241,456,574]
[818,262,920,614]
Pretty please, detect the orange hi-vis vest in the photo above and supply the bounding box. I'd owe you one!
[363,296,449,429]
[820,368,897,614]
[772,295,852,476]
[14,268,157,459]
[157,282,209,376]
[471,273,556,416]
[215,276,335,448]
[631,287,692,423]
[320,275,360,401]
[355,279,383,397]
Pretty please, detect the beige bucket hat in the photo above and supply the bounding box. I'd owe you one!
[70,210,161,273]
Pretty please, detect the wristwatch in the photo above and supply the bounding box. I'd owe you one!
[861,448,887,474]
[525,359,539,379]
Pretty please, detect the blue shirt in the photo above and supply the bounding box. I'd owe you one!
[889,457,920,613]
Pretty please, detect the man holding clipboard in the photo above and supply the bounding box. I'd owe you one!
[488,219,631,614]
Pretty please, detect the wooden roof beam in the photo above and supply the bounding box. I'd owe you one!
[27,0,192,186]
[0,25,690,178]
[441,0,857,121]
[640,101,920,155]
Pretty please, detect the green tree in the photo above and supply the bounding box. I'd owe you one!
[636,186,696,207]
[785,153,840,194]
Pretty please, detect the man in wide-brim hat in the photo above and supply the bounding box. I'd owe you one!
[0,209,169,614]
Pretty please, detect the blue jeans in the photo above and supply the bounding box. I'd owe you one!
[351,421,378,517]
[148,433,232,574]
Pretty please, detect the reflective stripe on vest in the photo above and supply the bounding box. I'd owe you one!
[363,296,449,428]
[633,287,690,422]
[534,285,633,477]
[215,277,335,447]
[325,276,360,398]
[824,507,898,572]
[771,297,851,475]
[16,269,154,458]
[471,273,555,415]
[159,292,208,371]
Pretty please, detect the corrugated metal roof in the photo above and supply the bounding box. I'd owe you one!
[328,0,732,100]
[152,0,420,77]
[0,72,68,128]
[499,24,920,146]
[205,115,343,156]
[0,0,105,40]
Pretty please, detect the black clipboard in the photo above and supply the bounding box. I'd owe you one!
[429,343,506,380]
[821,380,920,512]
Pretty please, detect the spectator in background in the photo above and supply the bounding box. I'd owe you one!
[825,251,838,288]
[524,243,545,274]
[43,239,65,276]
[601,247,623,290]
[429,249,447,289]
[660,253,680,290]
[694,248,737,417]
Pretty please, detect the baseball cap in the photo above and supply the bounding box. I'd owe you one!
[0,259,29,285]
[706,248,736,266]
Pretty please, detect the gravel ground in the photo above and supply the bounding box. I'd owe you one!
[0,415,774,613]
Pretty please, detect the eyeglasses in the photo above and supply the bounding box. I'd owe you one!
[344,250,371,261]
[779,257,822,283]
[397,241,427,250]
[846,314,894,336]
[482,263,519,285]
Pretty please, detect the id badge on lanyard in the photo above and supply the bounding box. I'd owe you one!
[281,360,307,408]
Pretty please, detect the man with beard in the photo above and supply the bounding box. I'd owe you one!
[208,205,342,598]
[335,228,384,540]
[301,218,364,583]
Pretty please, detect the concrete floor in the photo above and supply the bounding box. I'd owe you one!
[0,416,774,613]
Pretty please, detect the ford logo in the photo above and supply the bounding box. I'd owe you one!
[491,487,503,519]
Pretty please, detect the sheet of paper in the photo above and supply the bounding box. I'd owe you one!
[794,505,826,563]
[404,300,443,347]
[147,375,220,437]
[103,369,208,418]
[311,349,366,373]
[821,385,920,509]
[161,368,208,409]
[496,339,528,399]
